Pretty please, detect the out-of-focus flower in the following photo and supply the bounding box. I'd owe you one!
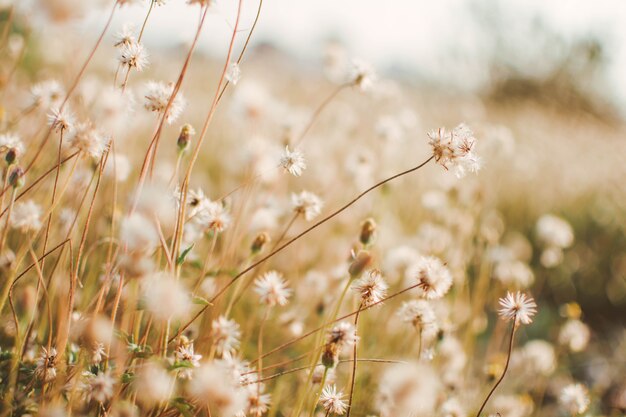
[279,145,306,176]
[559,383,590,415]
[144,81,185,124]
[408,256,453,299]
[291,190,323,221]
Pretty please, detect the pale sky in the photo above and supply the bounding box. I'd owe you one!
[60,0,626,114]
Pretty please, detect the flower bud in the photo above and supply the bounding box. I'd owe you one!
[359,217,377,246]
[251,231,270,254]
[348,250,372,279]
[177,124,195,153]
[321,343,339,369]
[5,148,17,166]
[8,166,25,189]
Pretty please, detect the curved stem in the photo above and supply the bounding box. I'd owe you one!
[474,318,518,417]
[346,304,362,417]
[169,156,434,343]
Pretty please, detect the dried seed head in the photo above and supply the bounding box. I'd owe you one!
[348,250,373,278]
[177,123,195,152]
[251,231,271,254]
[8,166,25,188]
[359,217,377,246]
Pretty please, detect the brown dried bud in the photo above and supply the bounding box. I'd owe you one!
[5,148,17,165]
[359,217,377,246]
[177,124,195,152]
[8,166,24,188]
[251,232,271,254]
[348,250,372,278]
[321,343,339,369]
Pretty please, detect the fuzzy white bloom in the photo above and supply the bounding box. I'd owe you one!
[428,123,481,178]
[195,200,232,232]
[0,133,24,157]
[397,300,439,341]
[10,200,42,233]
[85,371,115,403]
[120,212,159,253]
[351,269,388,307]
[279,145,306,176]
[92,342,106,364]
[114,23,136,47]
[68,122,108,159]
[350,59,377,92]
[134,362,174,407]
[327,322,358,350]
[254,270,291,307]
[408,256,453,299]
[242,383,272,416]
[31,80,64,109]
[143,81,185,124]
[225,62,241,85]
[493,260,535,289]
[34,347,57,382]
[376,362,441,417]
[559,383,590,415]
[536,214,574,249]
[47,106,75,133]
[188,362,247,417]
[498,291,537,325]
[291,190,323,221]
[520,340,556,377]
[441,397,467,417]
[319,385,348,415]
[141,272,191,321]
[211,315,241,356]
[175,343,202,379]
[118,42,149,72]
[558,319,590,352]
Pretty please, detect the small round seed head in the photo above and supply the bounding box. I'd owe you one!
[251,231,271,254]
[351,269,388,307]
[319,385,348,415]
[498,291,537,325]
[559,383,590,415]
[359,217,377,246]
[348,250,373,278]
[254,270,291,307]
[177,123,195,152]
[8,166,25,188]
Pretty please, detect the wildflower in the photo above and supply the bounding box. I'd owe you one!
[8,166,25,188]
[92,342,106,364]
[359,217,377,246]
[175,342,202,379]
[68,122,108,159]
[559,383,590,415]
[134,362,174,407]
[177,123,195,152]
[519,340,556,377]
[120,212,159,254]
[397,300,439,341]
[47,106,75,133]
[558,319,590,352]
[243,384,272,416]
[327,322,358,350]
[351,269,388,307]
[251,231,271,254]
[85,370,115,403]
[211,315,241,356]
[493,260,534,289]
[428,123,481,178]
[279,145,306,176]
[188,362,247,416]
[348,250,373,278]
[141,272,191,321]
[498,291,537,325]
[118,42,149,72]
[254,271,291,307]
[10,200,42,233]
[196,201,232,232]
[31,80,64,109]
[319,385,348,415]
[536,214,574,249]
[408,256,453,299]
[34,347,57,382]
[225,62,241,85]
[291,190,323,221]
[350,59,376,92]
[0,133,24,165]
[114,24,136,48]
[376,362,441,417]
[144,81,185,124]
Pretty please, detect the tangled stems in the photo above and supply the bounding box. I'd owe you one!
[474,315,518,417]
[169,155,435,344]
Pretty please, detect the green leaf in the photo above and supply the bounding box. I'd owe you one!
[176,244,195,266]
[192,296,212,306]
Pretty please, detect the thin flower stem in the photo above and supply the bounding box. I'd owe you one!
[474,316,518,417]
[169,155,434,343]
[346,304,362,417]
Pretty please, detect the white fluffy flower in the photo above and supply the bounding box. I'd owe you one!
[118,42,149,72]
[558,319,590,352]
[141,272,191,321]
[397,300,439,341]
[291,190,323,221]
[211,315,241,356]
[10,200,42,233]
[408,256,453,299]
[559,383,590,415]
[68,122,107,159]
[351,269,388,307]
[225,62,241,85]
[254,271,291,307]
[498,291,537,325]
[428,123,481,178]
[536,214,574,249]
[279,146,306,176]
[319,385,347,415]
[143,81,185,124]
